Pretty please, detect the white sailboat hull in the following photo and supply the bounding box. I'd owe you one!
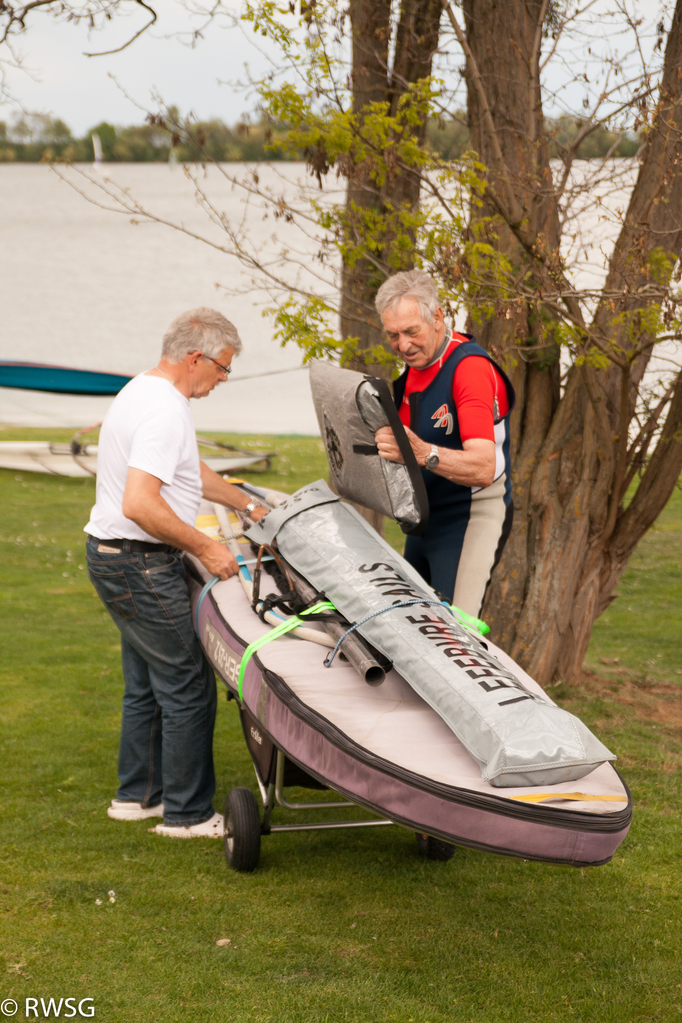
[0,442,272,478]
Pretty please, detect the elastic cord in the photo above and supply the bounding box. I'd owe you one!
[194,575,220,634]
[323,599,454,669]
[192,558,275,634]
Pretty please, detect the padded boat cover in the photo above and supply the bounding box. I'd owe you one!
[309,360,429,535]
[247,481,616,788]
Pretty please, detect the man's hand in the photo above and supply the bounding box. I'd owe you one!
[375,425,429,465]
[197,537,239,581]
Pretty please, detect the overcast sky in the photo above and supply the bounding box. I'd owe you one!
[2,4,275,134]
[1,0,665,136]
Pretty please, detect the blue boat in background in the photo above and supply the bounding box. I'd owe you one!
[0,361,132,396]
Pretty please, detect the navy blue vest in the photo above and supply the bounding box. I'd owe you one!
[393,335,516,520]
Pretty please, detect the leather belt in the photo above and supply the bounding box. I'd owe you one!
[88,535,181,555]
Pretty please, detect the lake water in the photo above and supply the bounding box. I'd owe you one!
[0,162,323,433]
[1,161,678,434]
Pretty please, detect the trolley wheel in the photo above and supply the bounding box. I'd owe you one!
[224,788,261,872]
[415,832,456,861]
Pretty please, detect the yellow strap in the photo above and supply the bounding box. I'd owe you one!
[510,792,628,803]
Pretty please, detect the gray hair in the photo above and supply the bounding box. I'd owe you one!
[375,270,441,324]
[162,307,243,362]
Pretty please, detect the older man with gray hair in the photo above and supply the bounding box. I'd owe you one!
[85,308,268,839]
[374,271,516,617]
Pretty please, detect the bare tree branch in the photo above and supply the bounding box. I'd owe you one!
[84,0,157,56]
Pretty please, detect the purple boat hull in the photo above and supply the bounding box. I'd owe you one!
[191,574,632,867]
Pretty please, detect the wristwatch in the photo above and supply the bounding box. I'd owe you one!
[425,444,440,470]
[243,499,263,517]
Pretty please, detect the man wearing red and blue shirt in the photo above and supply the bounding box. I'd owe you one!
[374,270,515,616]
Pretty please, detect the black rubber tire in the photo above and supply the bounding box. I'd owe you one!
[224,788,261,872]
[415,832,456,861]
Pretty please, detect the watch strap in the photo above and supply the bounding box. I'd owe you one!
[425,444,440,469]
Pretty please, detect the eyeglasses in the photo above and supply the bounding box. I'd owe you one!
[203,354,233,376]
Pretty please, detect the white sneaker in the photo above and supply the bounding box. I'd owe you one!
[153,812,223,839]
[108,799,165,821]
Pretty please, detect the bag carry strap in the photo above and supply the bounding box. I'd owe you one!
[237,601,336,700]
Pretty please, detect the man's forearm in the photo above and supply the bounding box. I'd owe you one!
[124,490,215,558]
[121,466,238,579]
[375,427,495,488]
[422,446,495,488]
[200,461,263,513]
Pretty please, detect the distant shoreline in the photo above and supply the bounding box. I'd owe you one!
[1,111,641,164]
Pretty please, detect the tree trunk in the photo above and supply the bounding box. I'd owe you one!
[340,0,393,372]
[464,0,682,682]
[462,0,562,656]
[341,0,442,375]
[336,0,442,524]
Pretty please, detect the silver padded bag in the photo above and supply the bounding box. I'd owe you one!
[248,481,616,788]
[309,360,429,535]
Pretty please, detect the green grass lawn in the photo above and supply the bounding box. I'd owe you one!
[0,429,680,1022]
[583,483,682,684]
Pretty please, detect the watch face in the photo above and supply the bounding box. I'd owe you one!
[426,453,439,469]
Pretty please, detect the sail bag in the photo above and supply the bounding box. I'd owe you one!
[309,360,429,535]
[247,481,615,788]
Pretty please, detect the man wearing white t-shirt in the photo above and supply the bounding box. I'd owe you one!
[85,308,267,838]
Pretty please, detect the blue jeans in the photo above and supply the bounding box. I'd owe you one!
[86,538,216,825]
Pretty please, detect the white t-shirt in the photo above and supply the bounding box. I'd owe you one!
[85,373,202,543]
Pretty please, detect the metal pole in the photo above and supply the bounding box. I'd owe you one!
[275,749,354,810]
[269,819,395,833]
